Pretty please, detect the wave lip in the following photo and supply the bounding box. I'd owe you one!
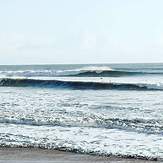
[0,78,162,90]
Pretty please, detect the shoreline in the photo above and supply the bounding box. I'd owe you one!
[0,147,160,163]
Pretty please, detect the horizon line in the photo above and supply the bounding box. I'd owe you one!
[0,62,163,66]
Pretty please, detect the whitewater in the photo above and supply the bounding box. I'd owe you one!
[0,63,163,161]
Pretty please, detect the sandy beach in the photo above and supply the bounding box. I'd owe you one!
[0,147,160,163]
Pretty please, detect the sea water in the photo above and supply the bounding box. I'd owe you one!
[0,63,163,160]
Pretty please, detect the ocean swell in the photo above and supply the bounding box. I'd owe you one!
[1,65,163,77]
[0,78,162,90]
[62,70,143,77]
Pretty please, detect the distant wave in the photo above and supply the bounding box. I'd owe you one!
[0,66,163,77]
[0,78,162,90]
[61,66,163,77]
[63,70,143,77]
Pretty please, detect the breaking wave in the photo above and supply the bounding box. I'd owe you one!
[63,70,143,77]
[61,66,163,77]
[0,78,162,90]
[0,66,162,77]
[0,116,163,135]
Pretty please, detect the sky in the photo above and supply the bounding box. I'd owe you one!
[0,0,163,65]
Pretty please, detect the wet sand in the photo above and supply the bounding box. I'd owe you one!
[0,147,160,163]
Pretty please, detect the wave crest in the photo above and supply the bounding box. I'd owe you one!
[63,70,142,77]
[1,66,162,77]
[0,78,163,90]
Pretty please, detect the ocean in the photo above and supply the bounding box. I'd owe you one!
[0,63,163,160]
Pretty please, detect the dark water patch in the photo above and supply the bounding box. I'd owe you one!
[0,78,162,91]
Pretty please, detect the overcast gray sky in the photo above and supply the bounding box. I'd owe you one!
[0,0,163,64]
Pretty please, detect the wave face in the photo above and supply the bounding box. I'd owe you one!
[0,78,162,90]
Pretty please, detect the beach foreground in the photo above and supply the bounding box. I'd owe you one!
[0,148,159,163]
